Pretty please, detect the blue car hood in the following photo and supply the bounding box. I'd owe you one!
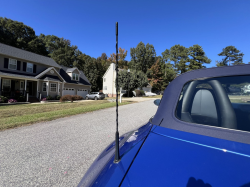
[121,125,250,187]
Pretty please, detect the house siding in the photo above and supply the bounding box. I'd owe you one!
[0,54,49,75]
[103,63,117,96]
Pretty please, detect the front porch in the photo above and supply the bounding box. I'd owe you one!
[0,77,39,102]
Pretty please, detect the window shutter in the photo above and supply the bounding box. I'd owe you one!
[33,64,37,73]
[23,62,26,71]
[17,61,21,70]
[4,58,9,68]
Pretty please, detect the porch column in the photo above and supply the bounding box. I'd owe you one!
[37,81,39,98]
[24,80,27,91]
[57,82,60,95]
[47,81,49,96]
[62,82,64,96]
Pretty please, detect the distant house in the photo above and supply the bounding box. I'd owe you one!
[0,43,91,101]
[102,63,150,97]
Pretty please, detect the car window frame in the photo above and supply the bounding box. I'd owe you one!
[152,65,250,145]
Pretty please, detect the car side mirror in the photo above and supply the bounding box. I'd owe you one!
[154,99,161,106]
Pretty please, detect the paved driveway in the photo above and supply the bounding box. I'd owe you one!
[0,100,158,187]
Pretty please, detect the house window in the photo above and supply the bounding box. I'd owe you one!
[26,63,33,73]
[104,86,107,90]
[20,81,24,90]
[2,79,11,91]
[50,83,57,92]
[72,73,79,81]
[42,82,47,92]
[9,58,17,70]
[104,78,106,82]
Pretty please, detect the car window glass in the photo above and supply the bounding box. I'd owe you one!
[176,75,250,132]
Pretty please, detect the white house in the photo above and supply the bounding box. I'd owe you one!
[102,63,151,97]
[102,63,117,97]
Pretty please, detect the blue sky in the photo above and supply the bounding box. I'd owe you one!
[1,0,249,68]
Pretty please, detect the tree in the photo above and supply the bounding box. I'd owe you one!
[147,59,164,91]
[107,47,128,69]
[218,46,244,66]
[40,35,79,67]
[118,70,148,93]
[0,17,48,56]
[188,45,211,70]
[130,42,156,73]
[166,44,189,74]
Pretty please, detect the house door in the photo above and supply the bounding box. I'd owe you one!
[27,82,33,96]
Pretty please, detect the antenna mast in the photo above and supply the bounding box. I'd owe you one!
[114,22,120,163]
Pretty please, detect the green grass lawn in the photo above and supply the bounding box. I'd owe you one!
[0,100,134,131]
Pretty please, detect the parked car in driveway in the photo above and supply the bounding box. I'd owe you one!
[78,65,250,187]
[85,92,105,100]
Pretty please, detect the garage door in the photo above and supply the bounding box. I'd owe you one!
[63,88,75,96]
[77,89,88,98]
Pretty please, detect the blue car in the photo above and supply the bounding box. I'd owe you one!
[78,65,250,187]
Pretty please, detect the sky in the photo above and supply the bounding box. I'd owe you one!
[1,0,250,68]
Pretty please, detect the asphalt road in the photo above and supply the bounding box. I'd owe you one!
[0,100,158,187]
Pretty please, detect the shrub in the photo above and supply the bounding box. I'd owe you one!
[55,95,61,100]
[72,95,83,101]
[41,98,47,101]
[0,96,8,103]
[135,90,143,97]
[17,95,26,102]
[8,99,17,103]
[60,95,73,102]
[140,90,145,96]
[46,95,53,100]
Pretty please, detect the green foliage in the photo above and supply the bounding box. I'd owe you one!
[130,42,156,73]
[118,70,148,92]
[16,95,25,102]
[217,46,244,66]
[169,44,189,74]
[188,44,211,70]
[0,95,8,103]
[46,95,53,100]
[55,95,61,100]
[0,17,49,56]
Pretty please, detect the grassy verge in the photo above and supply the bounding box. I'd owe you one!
[0,100,134,131]
[143,95,162,98]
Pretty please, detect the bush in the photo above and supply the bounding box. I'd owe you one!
[134,89,144,97]
[0,96,8,103]
[41,98,47,101]
[60,95,73,102]
[55,95,61,100]
[72,95,83,101]
[46,95,53,100]
[140,90,145,96]
[17,95,26,102]
[8,99,17,103]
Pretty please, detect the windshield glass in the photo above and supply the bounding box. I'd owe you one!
[176,75,250,132]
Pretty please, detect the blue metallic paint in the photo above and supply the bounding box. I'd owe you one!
[121,124,250,186]
[78,123,152,187]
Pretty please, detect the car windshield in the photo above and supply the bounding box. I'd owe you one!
[90,92,97,94]
[176,75,250,132]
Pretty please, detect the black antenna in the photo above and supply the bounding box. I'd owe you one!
[114,22,120,163]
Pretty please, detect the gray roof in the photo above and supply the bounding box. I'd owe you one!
[0,70,37,80]
[0,43,61,68]
[60,65,91,85]
[66,68,78,73]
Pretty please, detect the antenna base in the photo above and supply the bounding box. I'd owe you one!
[114,131,121,163]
